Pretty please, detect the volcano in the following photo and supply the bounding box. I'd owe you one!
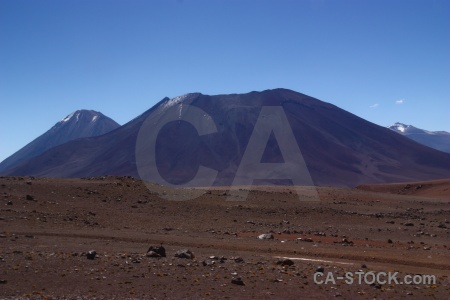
[2,89,450,187]
[0,110,119,173]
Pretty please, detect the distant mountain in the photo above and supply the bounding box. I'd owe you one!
[388,122,450,153]
[0,110,120,173]
[2,89,450,187]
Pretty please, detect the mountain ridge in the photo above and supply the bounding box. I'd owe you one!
[0,109,120,173]
[388,122,450,153]
[2,89,450,187]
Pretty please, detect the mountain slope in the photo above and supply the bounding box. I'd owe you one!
[3,90,450,187]
[0,110,120,173]
[388,122,450,153]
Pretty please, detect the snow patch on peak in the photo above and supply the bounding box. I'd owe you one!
[162,94,189,109]
[92,115,98,122]
[161,93,201,110]
[389,122,410,133]
[61,112,76,123]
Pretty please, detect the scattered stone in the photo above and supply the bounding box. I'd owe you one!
[404,222,414,227]
[387,239,393,244]
[231,257,244,263]
[340,238,353,246]
[86,250,97,260]
[202,260,215,266]
[231,277,245,286]
[297,237,314,242]
[361,263,367,269]
[258,233,274,240]
[147,245,166,257]
[316,266,324,273]
[6,201,12,205]
[0,279,7,284]
[276,258,294,266]
[174,249,194,259]
[437,223,447,229]
[26,195,34,201]
[146,251,161,258]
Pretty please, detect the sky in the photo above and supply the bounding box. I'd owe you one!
[1,0,449,162]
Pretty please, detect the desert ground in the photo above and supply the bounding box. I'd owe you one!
[1,176,449,299]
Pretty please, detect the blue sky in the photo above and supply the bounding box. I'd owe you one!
[1,0,449,162]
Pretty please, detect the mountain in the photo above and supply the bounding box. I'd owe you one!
[388,122,450,154]
[2,89,450,187]
[0,110,120,173]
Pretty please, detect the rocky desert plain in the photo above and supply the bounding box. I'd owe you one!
[1,176,449,299]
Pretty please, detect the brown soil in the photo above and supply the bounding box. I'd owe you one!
[1,176,449,299]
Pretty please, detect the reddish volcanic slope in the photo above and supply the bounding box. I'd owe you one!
[357,178,450,198]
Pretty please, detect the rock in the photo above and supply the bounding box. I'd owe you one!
[6,201,12,205]
[232,257,244,263]
[147,245,166,257]
[231,277,245,285]
[174,249,194,259]
[202,260,215,266]
[26,195,34,201]
[404,222,414,227]
[316,266,324,273]
[131,258,141,263]
[341,238,353,246]
[146,251,161,258]
[258,233,274,240]
[297,237,314,242]
[276,258,294,266]
[86,250,97,260]
[387,239,393,244]
[0,279,7,284]
[361,263,367,269]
